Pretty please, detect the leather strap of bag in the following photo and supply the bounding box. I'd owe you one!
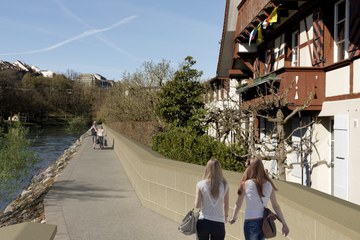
[259,193,280,221]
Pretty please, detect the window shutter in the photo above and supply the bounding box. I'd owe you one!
[312,9,324,66]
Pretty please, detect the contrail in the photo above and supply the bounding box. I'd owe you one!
[52,0,142,61]
[0,15,138,56]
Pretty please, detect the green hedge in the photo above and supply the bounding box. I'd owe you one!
[151,127,246,172]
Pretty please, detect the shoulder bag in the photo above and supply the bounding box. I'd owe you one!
[260,198,278,238]
[178,208,199,235]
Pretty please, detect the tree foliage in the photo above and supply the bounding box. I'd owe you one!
[0,70,22,119]
[0,124,38,193]
[100,60,173,123]
[152,126,246,171]
[0,70,94,123]
[157,56,206,133]
[152,56,246,170]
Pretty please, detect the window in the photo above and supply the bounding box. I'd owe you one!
[291,30,300,66]
[334,0,349,62]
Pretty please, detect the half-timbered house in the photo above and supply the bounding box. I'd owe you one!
[209,0,360,205]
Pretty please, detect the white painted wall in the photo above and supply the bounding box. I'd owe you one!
[325,66,350,96]
[274,34,285,70]
[299,15,314,67]
[206,78,240,143]
[309,118,332,194]
[318,99,360,205]
[299,47,312,67]
[353,58,360,93]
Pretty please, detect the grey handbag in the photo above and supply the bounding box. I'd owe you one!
[178,209,199,235]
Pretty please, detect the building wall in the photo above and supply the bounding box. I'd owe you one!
[353,58,360,93]
[206,78,239,143]
[309,118,332,194]
[326,66,351,96]
[318,99,360,205]
[105,125,360,240]
[299,14,314,67]
[274,35,285,70]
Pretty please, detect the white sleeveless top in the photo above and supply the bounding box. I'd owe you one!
[244,180,273,219]
[197,179,228,223]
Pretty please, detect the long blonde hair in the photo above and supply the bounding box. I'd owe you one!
[238,157,277,196]
[203,159,227,199]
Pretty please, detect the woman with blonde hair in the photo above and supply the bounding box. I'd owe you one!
[194,159,229,240]
[229,157,289,240]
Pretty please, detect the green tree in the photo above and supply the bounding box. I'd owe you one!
[0,70,21,120]
[157,56,205,133]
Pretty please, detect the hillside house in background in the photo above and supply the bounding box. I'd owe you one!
[0,60,54,77]
[77,73,114,88]
[208,0,360,205]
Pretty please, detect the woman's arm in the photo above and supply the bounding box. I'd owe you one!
[223,186,229,222]
[194,185,202,209]
[229,189,245,224]
[270,190,289,237]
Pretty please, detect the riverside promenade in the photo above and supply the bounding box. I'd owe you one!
[44,136,192,240]
[42,128,360,240]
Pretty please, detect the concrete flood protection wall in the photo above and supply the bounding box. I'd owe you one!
[0,222,56,240]
[106,126,360,240]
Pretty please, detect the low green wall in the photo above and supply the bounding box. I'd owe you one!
[106,125,360,240]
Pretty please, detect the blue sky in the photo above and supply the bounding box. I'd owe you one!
[1,0,225,80]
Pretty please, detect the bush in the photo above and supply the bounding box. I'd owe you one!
[66,117,89,135]
[0,124,38,191]
[151,127,246,172]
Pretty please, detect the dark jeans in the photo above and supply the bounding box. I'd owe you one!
[196,218,225,240]
[98,136,104,148]
[244,218,264,240]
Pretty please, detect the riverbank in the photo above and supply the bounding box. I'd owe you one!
[0,133,87,227]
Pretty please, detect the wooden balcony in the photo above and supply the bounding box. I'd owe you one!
[238,67,325,111]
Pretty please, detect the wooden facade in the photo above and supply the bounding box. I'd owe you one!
[208,0,360,204]
[231,0,360,109]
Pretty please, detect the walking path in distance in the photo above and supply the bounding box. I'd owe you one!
[44,136,192,240]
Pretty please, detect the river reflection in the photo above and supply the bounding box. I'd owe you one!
[29,126,78,172]
[0,126,79,211]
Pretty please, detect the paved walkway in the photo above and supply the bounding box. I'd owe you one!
[44,136,192,240]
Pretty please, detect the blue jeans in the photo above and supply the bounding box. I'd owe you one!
[244,218,264,240]
[197,219,225,240]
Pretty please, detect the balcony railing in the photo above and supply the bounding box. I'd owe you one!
[238,67,325,110]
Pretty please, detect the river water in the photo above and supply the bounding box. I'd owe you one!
[0,126,79,211]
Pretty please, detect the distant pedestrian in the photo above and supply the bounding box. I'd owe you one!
[89,121,97,149]
[229,157,289,240]
[96,125,106,149]
[194,159,229,240]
